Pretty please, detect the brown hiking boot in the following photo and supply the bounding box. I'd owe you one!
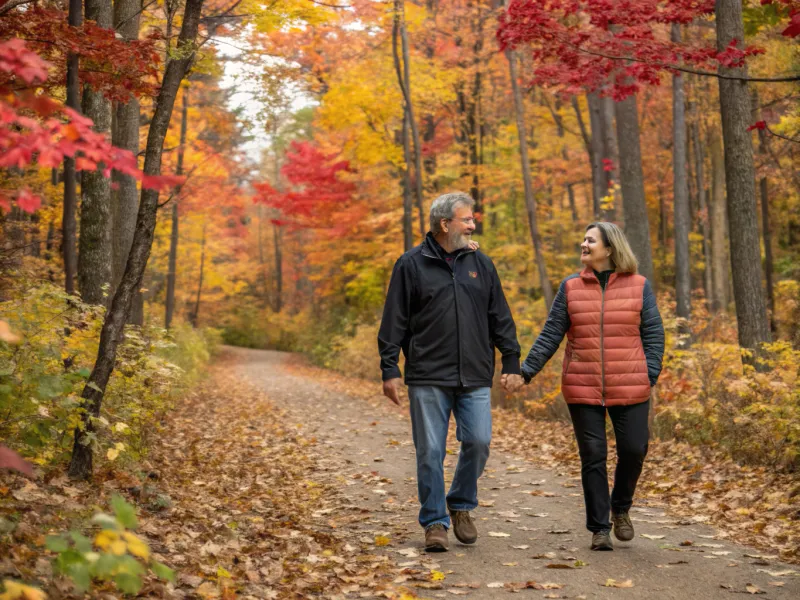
[591,529,614,551]
[612,510,634,541]
[424,523,449,552]
[449,509,478,544]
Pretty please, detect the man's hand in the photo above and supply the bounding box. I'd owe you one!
[383,378,403,406]
[501,373,525,393]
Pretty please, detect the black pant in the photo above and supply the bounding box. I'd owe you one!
[567,400,650,533]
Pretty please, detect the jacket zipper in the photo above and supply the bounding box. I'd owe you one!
[422,245,474,388]
[600,283,606,407]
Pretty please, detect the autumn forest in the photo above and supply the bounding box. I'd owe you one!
[1,0,800,597]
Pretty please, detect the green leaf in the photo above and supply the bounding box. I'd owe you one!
[110,494,138,530]
[66,562,91,593]
[114,573,143,595]
[70,531,93,553]
[86,381,103,394]
[89,553,119,579]
[46,534,69,553]
[151,561,176,583]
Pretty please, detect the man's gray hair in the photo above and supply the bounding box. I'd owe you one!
[429,192,475,235]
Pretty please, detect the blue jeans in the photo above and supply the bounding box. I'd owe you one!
[408,385,492,529]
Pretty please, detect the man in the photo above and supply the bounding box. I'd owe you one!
[378,192,525,552]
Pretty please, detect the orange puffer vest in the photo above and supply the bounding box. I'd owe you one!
[561,268,651,406]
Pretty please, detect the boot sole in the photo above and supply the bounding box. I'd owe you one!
[424,543,448,552]
[591,544,614,551]
[613,530,634,541]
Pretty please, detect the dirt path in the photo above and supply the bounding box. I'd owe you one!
[231,347,799,599]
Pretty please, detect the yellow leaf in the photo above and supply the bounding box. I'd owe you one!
[603,579,634,588]
[110,539,127,556]
[374,535,390,547]
[122,532,150,560]
[216,567,231,579]
[94,529,119,550]
[430,570,445,582]
[0,580,46,600]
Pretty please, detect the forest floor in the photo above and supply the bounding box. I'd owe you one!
[2,346,799,599]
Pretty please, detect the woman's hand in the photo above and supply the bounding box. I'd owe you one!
[468,240,480,251]
[501,373,525,393]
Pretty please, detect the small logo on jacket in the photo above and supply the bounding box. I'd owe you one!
[469,271,478,278]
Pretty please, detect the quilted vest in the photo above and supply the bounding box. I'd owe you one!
[561,268,651,406]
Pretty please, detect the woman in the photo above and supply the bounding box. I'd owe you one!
[520,222,664,551]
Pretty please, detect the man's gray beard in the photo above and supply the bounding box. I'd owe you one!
[448,230,470,250]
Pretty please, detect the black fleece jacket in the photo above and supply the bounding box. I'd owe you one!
[378,233,521,387]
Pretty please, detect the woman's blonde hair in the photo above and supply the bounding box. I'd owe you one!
[586,222,638,274]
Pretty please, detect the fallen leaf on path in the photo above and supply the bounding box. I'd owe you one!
[532,552,557,560]
[447,590,470,595]
[546,563,573,569]
[502,562,518,567]
[641,534,665,540]
[486,582,504,588]
[488,531,510,537]
[745,584,765,594]
[511,545,529,550]
[548,528,570,534]
[768,581,785,587]
[498,510,521,518]
[479,500,495,507]
[603,579,634,588]
[431,570,445,581]
[756,569,797,576]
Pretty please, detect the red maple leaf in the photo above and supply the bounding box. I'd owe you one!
[16,188,41,213]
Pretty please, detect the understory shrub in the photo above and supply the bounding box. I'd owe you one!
[0,283,219,470]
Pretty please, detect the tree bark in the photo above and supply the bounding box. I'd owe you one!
[189,220,205,328]
[709,129,729,313]
[68,0,204,480]
[272,223,282,313]
[506,49,554,309]
[614,95,655,284]
[689,93,713,308]
[394,0,425,239]
[586,93,605,217]
[165,91,188,329]
[671,24,691,343]
[78,0,112,305]
[392,9,414,250]
[111,0,144,324]
[600,95,618,221]
[63,0,82,295]
[715,0,771,352]
[756,126,776,334]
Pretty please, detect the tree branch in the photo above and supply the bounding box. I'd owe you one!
[559,40,800,83]
[0,0,35,17]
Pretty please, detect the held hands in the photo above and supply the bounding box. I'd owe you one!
[467,240,480,251]
[383,378,404,406]
[501,373,525,393]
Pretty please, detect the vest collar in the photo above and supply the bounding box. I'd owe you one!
[580,266,620,287]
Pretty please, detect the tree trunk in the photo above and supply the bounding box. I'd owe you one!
[600,95,618,221]
[689,92,713,308]
[394,0,425,239]
[671,24,691,343]
[189,221,205,328]
[392,9,414,250]
[571,95,596,217]
[615,95,655,284]
[586,93,605,217]
[111,0,143,324]
[78,0,112,305]
[63,0,82,295]
[165,91,188,329]
[506,49,554,309]
[547,98,579,222]
[68,0,204,480]
[709,129,729,313]
[715,0,771,352]
[272,223,283,312]
[756,126,776,334]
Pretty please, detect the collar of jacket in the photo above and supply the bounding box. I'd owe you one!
[580,266,619,286]
[422,231,475,261]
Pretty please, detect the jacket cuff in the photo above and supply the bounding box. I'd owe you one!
[501,354,521,375]
[382,367,402,381]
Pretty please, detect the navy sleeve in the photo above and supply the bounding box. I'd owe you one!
[487,262,521,375]
[521,279,570,383]
[640,279,665,386]
[377,256,414,381]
